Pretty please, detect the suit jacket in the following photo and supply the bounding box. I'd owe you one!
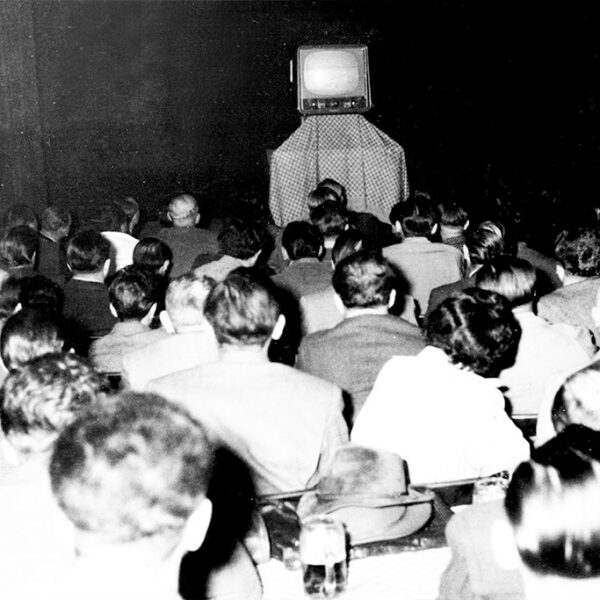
[147,356,348,495]
[271,258,333,299]
[426,275,477,321]
[122,329,219,391]
[296,313,427,422]
[537,277,600,346]
[89,320,168,375]
[383,237,465,317]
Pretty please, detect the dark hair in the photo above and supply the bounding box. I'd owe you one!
[388,197,436,237]
[439,202,469,227]
[108,265,156,321]
[50,391,214,543]
[505,425,600,578]
[424,288,521,377]
[475,256,537,307]
[19,274,65,314]
[309,200,349,238]
[306,186,342,210]
[204,267,280,347]
[133,237,173,273]
[41,205,72,235]
[217,218,264,260]
[317,178,348,207]
[466,220,506,266]
[331,228,367,265]
[66,229,111,273]
[0,226,38,267]
[554,227,600,277]
[332,249,395,309]
[281,221,323,260]
[0,308,66,371]
[551,361,600,434]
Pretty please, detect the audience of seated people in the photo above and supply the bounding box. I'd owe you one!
[147,267,349,495]
[296,248,426,425]
[3,181,600,599]
[383,194,466,321]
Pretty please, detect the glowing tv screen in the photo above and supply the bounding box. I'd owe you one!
[296,44,372,115]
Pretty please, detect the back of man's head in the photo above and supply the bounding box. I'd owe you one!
[554,227,600,277]
[0,308,66,371]
[168,194,199,228]
[0,225,39,267]
[306,186,342,211]
[50,391,214,545]
[19,274,65,314]
[217,218,264,260]
[41,205,72,238]
[439,202,469,229]
[332,249,395,309]
[281,221,323,261]
[317,178,348,207]
[309,200,349,239]
[204,267,280,347]
[389,196,436,237]
[475,255,537,308]
[108,265,156,321]
[466,220,506,266]
[331,228,367,265]
[0,351,107,452]
[164,273,214,332]
[66,229,111,274]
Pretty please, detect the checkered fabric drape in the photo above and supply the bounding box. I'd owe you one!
[268,114,409,227]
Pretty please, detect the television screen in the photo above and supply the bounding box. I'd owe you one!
[296,44,372,115]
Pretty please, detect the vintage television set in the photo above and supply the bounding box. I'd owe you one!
[294,44,372,115]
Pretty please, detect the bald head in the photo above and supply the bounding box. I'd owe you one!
[168,194,200,228]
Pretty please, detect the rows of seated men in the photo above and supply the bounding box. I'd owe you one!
[1,180,600,599]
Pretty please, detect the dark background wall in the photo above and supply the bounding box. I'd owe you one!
[1,0,599,231]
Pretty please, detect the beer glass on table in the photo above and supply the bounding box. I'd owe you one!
[299,514,347,597]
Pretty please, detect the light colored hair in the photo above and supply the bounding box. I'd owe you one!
[165,273,214,329]
[168,194,199,227]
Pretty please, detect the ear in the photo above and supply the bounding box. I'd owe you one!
[109,303,118,318]
[179,498,213,553]
[159,310,175,334]
[194,214,200,225]
[141,303,157,327]
[102,259,111,279]
[393,220,402,234]
[463,219,470,231]
[270,314,286,341]
[12,302,22,315]
[431,223,438,235]
[167,212,174,223]
[247,250,261,267]
[490,518,521,571]
[556,264,565,282]
[387,289,397,309]
[30,251,37,265]
[281,247,289,262]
